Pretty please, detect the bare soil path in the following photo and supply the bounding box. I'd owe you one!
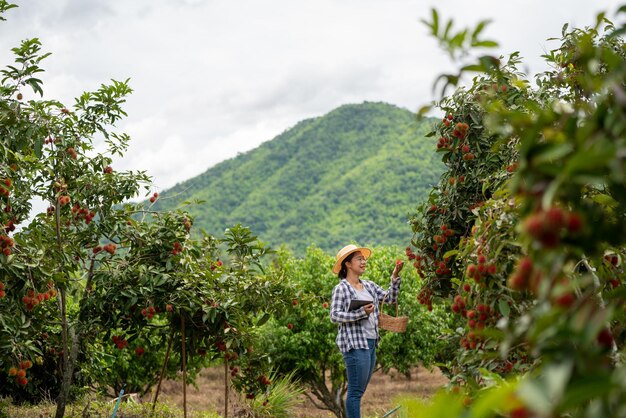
[150,366,448,417]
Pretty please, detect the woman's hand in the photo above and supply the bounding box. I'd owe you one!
[392,260,404,282]
[364,303,375,315]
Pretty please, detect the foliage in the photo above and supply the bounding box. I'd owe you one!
[151,102,445,255]
[407,53,529,380]
[421,8,499,58]
[238,370,305,418]
[0,4,293,416]
[406,5,626,418]
[257,245,452,418]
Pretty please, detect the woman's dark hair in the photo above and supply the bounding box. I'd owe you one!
[338,252,357,279]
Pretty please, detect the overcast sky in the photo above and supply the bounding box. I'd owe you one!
[0,0,623,192]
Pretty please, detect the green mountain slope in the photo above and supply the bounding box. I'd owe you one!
[153,102,443,255]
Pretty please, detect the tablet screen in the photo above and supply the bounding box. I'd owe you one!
[348,299,372,311]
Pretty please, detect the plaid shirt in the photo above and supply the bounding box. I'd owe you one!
[330,277,401,353]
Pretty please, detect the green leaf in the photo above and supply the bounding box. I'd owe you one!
[449,30,467,49]
[442,20,453,41]
[34,137,43,158]
[563,145,615,174]
[25,77,43,96]
[472,40,498,48]
[418,105,433,116]
[256,313,270,326]
[461,64,486,72]
[561,375,615,409]
[443,249,458,259]
[430,8,439,36]
[478,55,500,71]
[542,177,563,208]
[595,12,606,30]
[498,299,510,317]
[532,143,574,165]
[399,391,465,418]
[591,193,618,208]
[472,20,489,40]
[153,275,168,286]
[470,382,515,418]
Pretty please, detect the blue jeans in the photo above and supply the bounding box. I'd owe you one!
[343,339,376,418]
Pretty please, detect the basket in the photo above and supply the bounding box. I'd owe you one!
[378,294,408,333]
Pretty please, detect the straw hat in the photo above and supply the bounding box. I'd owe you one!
[332,244,372,274]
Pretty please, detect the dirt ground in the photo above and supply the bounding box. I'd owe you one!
[150,365,448,417]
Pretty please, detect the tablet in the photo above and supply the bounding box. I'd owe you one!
[349,299,372,311]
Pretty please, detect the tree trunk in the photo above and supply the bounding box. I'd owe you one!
[55,289,80,418]
[55,332,79,417]
[334,386,347,418]
[307,378,347,418]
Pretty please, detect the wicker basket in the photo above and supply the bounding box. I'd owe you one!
[378,294,408,333]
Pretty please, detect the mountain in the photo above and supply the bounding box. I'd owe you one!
[152,102,444,255]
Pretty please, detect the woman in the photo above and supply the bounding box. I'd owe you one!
[330,244,403,418]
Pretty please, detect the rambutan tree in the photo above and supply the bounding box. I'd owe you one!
[0,3,293,417]
[403,6,626,417]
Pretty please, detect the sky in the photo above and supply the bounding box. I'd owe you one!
[0,0,623,192]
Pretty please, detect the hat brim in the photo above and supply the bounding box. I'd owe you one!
[332,247,372,274]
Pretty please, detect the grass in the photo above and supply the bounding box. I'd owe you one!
[0,396,222,418]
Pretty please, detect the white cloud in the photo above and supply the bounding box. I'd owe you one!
[1,0,623,190]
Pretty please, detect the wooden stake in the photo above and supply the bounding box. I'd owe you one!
[224,356,229,418]
[181,316,187,418]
